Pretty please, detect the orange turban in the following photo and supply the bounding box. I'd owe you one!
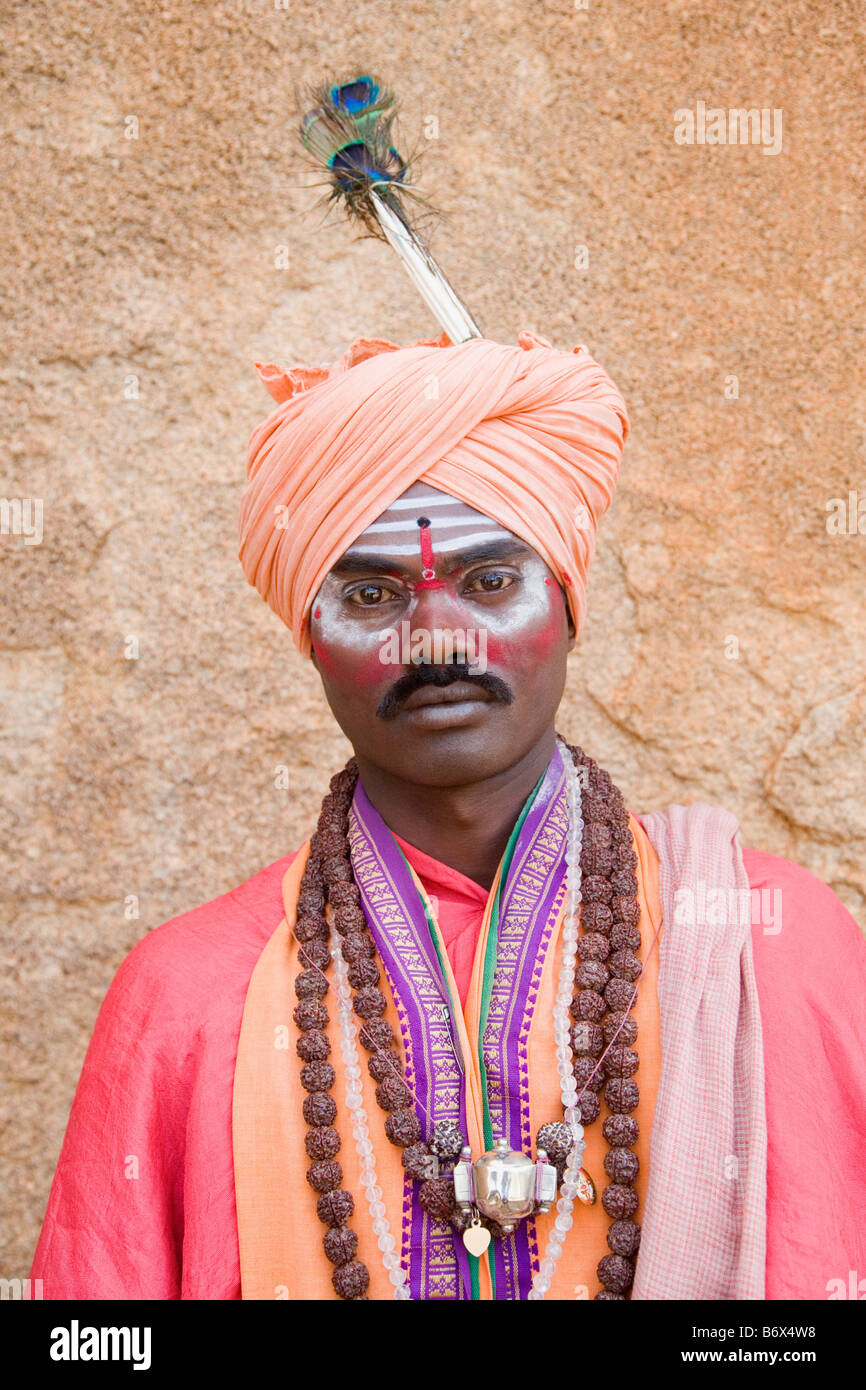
[238,330,629,658]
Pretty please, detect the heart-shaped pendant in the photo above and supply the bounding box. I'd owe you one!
[463,1217,492,1257]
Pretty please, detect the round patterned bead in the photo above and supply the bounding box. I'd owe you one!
[297,888,326,916]
[341,932,375,963]
[323,1225,358,1266]
[327,881,362,909]
[577,932,611,962]
[296,1030,331,1062]
[602,1113,639,1148]
[601,1183,639,1220]
[332,1260,370,1300]
[604,1046,639,1079]
[418,1177,456,1220]
[322,856,352,885]
[294,969,329,1001]
[317,1188,354,1227]
[603,1012,638,1046]
[580,845,613,875]
[303,1092,337,1127]
[334,905,367,936]
[300,1060,336,1092]
[573,1056,603,1092]
[603,1147,640,1183]
[610,922,641,952]
[368,1049,398,1082]
[536,1121,573,1168]
[295,914,329,943]
[582,874,613,904]
[576,960,610,992]
[293,998,328,1032]
[430,1120,466,1160]
[598,1253,634,1293]
[375,1075,411,1111]
[612,896,641,928]
[579,902,613,934]
[595,1290,626,1301]
[571,989,606,1023]
[604,977,637,1012]
[300,940,332,971]
[305,1126,341,1162]
[605,1078,640,1113]
[353,987,388,1020]
[575,1091,601,1124]
[401,1143,438,1181]
[385,1107,421,1147]
[610,869,637,895]
[317,794,340,820]
[607,1219,641,1258]
[581,793,609,822]
[584,822,612,849]
[449,1207,473,1234]
[317,829,345,857]
[347,958,380,990]
[306,1159,343,1193]
[359,1020,395,1052]
[570,1021,604,1055]
[609,950,642,982]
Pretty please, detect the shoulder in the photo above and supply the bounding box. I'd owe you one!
[101,851,300,1028]
[741,846,865,986]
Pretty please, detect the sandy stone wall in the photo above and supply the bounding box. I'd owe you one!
[2,0,863,1278]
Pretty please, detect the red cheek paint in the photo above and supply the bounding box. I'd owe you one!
[544,578,553,586]
[314,607,321,618]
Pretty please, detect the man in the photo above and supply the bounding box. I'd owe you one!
[32,330,866,1300]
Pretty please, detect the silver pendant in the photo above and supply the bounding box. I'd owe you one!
[453,1139,560,1236]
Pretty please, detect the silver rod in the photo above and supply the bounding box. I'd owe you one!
[370,187,484,344]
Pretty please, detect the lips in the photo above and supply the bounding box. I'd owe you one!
[401,681,494,711]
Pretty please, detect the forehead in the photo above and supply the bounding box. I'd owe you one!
[338,481,518,560]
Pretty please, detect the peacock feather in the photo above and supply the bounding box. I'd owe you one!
[298,74,483,342]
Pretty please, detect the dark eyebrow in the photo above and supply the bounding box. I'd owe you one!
[330,538,537,577]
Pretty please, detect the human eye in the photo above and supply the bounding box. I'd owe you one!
[344,581,402,607]
[464,568,519,593]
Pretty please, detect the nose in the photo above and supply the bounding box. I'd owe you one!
[406,585,478,665]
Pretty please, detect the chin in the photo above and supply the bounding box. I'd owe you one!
[351,706,555,788]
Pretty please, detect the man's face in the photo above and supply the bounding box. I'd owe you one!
[308,482,575,786]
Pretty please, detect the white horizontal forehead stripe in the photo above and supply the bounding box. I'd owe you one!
[380,494,469,512]
[359,515,500,536]
[343,529,509,557]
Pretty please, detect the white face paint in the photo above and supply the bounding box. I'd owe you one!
[308,481,572,723]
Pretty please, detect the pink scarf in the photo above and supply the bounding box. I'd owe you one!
[634,804,767,1299]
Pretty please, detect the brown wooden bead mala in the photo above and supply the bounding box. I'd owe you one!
[293,743,644,1299]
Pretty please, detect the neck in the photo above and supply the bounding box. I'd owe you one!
[353,728,558,890]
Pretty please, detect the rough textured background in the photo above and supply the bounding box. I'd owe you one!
[2,0,864,1278]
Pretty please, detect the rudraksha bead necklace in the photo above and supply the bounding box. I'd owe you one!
[293,738,644,1299]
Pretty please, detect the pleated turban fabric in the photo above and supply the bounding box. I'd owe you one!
[238,330,630,658]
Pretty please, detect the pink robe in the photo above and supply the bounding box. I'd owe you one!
[31,840,866,1299]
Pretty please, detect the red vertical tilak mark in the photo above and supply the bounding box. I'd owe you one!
[418,522,435,571]
[414,519,444,588]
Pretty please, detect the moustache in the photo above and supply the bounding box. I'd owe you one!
[376,662,514,721]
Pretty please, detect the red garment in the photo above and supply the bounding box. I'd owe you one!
[31,844,866,1299]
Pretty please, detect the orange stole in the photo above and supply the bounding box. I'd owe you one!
[232,816,663,1300]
